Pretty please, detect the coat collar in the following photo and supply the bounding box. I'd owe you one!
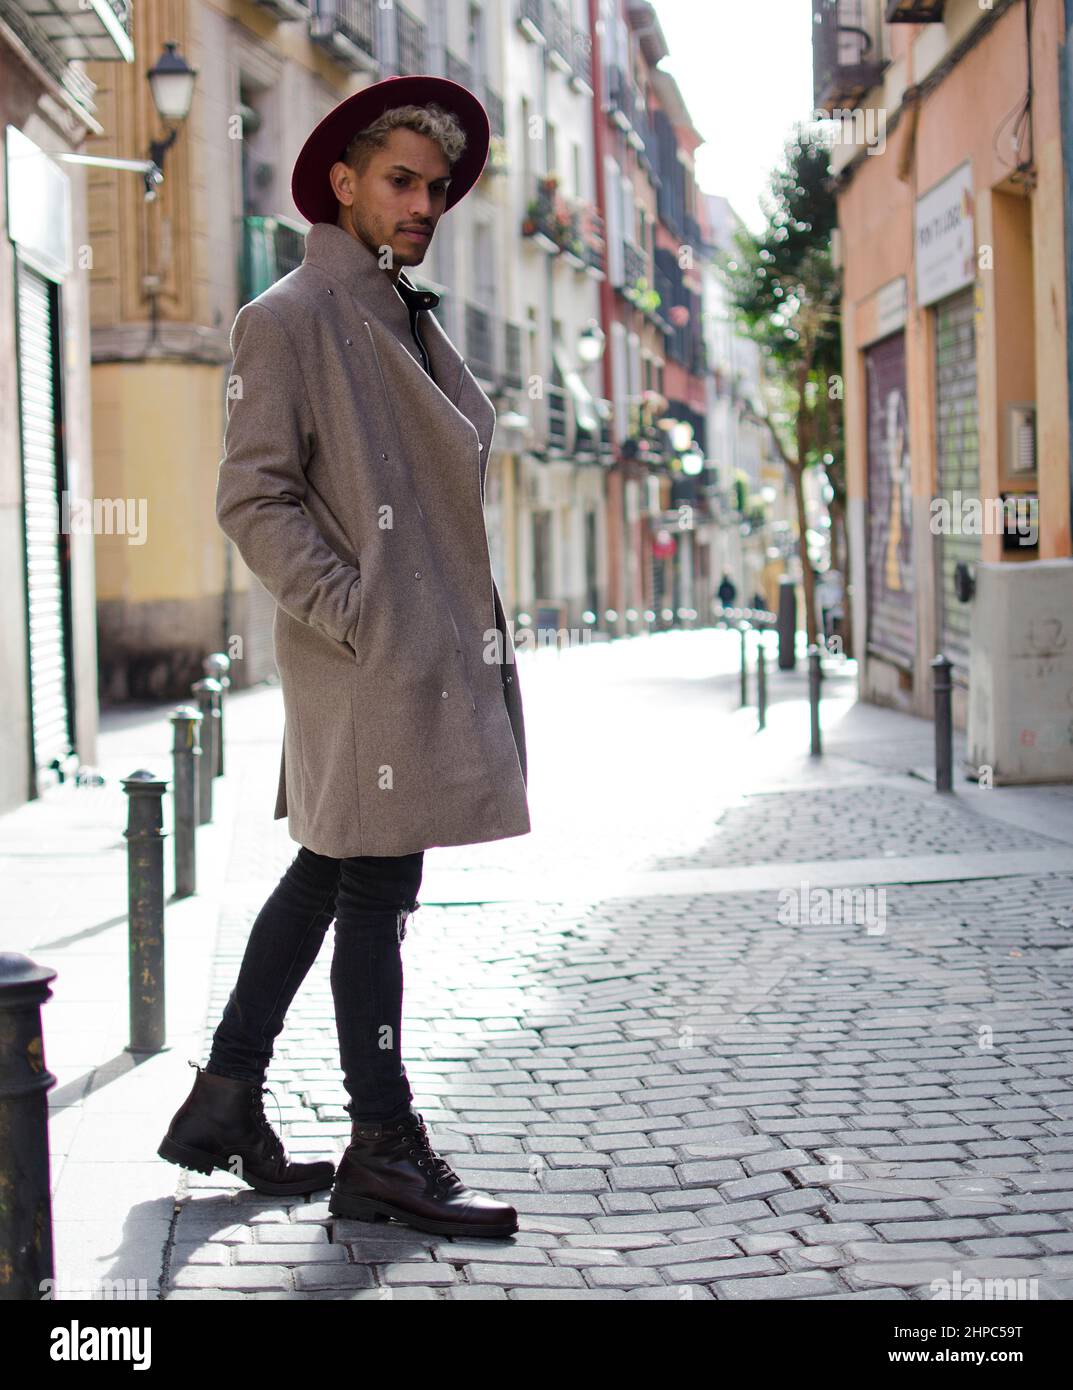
[302,222,445,370]
[300,221,495,478]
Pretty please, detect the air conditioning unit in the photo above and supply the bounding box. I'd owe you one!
[1008,403,1036,477]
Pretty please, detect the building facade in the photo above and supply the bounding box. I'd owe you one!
[0,1,133,812]
[818,0,1072,724]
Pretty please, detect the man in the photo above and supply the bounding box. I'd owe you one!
[158,76,530,1240]
[716,573,737,609]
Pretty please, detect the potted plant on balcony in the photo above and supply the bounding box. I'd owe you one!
[481,134,509,180]
[632,277,660,315]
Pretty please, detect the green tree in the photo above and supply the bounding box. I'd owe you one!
[717,125,845,650]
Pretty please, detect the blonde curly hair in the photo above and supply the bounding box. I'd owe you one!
[343,102,468,175]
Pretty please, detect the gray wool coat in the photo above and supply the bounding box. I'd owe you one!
[216,220,531,858]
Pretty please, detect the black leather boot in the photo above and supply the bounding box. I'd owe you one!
[158,1062,335,1196]
[329,1108,518,1238]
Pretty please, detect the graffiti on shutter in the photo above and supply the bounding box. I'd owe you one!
[865,332,913,667]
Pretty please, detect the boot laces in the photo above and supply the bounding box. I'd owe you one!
[400,1112,457,1191]
[250,1083,286,1164]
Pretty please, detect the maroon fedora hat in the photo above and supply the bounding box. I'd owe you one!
[291,74,489,226]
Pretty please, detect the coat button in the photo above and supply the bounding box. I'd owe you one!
[345,337,353,346]
[505,675,513,684]
[414,570,421,579]
[381,451,389,460]
[441,690,448,699]
[327,288,334,295]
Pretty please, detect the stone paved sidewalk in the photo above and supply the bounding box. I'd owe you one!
[165,786,1073,1297]
[159,636,1073,1295]
[11,627,1071,1300]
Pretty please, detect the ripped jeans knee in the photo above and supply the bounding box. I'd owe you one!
[396,897,421,943]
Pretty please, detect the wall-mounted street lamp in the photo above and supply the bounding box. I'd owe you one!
[53,40,197,203]
[144,41,198,198]
[576,319,606,366]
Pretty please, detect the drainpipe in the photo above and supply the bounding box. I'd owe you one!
[1062,0,1073,549]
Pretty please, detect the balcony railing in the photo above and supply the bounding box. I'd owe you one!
[445,49,472,90]
[504,321,524,389]
[485,86,505,138]
[623,238,646,289]
[633,102,653,163]
[1,0,134,63]
[517,0,546,43]
[395,2,427,75]
[605,63,636,133]
[311,0,377,70]
[571,27,593,90]
[465,302,495,382]
[546,384,568,453]
[582,206,606,275]
[239,215,307,305]
[812,0,884,112]
[548,0,572,70]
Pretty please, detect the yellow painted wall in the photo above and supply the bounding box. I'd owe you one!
[92,360,229,603]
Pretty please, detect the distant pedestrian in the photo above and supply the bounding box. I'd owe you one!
[717,573,737,608]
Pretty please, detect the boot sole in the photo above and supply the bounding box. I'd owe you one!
[157,1135,333,1196]
[328,1189,518,1239]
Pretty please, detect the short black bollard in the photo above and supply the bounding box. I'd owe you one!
[738,622,749,707]
[0,953,57,1300]
[931,653,953,792]
[122,770,167,1054]
[191,678,221,824]
[756,636,767,731]
[807,643,823,757]
[777,576,797,670]
[202,653,230,778]
[170,706,202,899]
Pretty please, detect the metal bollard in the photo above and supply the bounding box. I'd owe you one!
[170,706,202,898]
[738,622,749,707]
[756,635,767,731]
[0,953,57,1300]
[807,643,823,757]
[122,770,167,1054]
[931,653,953,792]
[202,653,231,777]
[191,678,221,824]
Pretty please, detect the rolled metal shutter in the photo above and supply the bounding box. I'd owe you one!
[934,287,979,684]
[864,331,914,667]
[17,262,73,781]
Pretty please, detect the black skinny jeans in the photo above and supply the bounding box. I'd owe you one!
[205,846,423,1123]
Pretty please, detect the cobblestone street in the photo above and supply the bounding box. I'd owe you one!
[152,631,1073,1300]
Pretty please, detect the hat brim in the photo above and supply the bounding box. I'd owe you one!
[291,74,490,225]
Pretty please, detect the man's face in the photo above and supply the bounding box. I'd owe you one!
[331,126,451,273]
